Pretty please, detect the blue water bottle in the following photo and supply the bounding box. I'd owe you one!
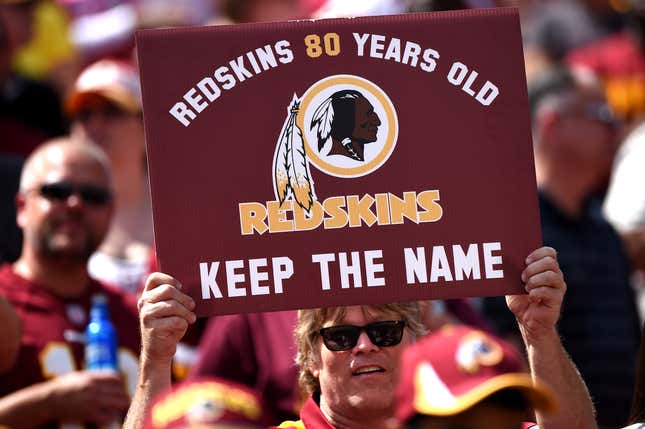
[85,293,119,371]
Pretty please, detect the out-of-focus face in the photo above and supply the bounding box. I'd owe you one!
[310,306,413,420]
[71,96,145,174]
[409,403,527,429]
[352,97,381,143]
[556,89,619,185]
[17,145,113,263]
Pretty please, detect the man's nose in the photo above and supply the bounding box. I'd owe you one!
[64,192,85,209]
[352,331,378,353]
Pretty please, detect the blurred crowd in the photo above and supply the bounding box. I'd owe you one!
[1,0,645,428]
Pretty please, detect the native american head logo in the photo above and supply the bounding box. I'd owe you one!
[311,89,382,162]
[272,75,398,212]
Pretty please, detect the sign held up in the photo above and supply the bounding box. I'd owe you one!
[136,8,541,316]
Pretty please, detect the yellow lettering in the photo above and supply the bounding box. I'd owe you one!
[346,194,377,227]
[294,200,324,231]
[239,202,268,235]
[389,191,418,224]
[323,196,349,229]
[417,190,443,222]
[268,200,295,233]
[374,193,391,225]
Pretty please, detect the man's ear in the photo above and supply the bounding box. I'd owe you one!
[308,351,321,378]
[15,193,27,229]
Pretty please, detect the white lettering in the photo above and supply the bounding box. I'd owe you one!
[483,242,504,278]
[225,260,247,297]
[430,246,453,282]
[404,247,427,284]
[199,262,223,299]
[453,244,481,281]
[312,253,335,291]
[364,250,385,287]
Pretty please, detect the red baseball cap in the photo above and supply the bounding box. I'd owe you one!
[143,377,265,429]
[66,58,141,117]
[396,325,557,423]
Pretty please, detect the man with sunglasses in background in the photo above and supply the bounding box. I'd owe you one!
[67,58,154,297]
[0,138,141,428]
[124,247,596,429]
[483,67,640,429]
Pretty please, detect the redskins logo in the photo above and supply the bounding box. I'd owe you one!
[455,331,504,374]
[272,75,398,211]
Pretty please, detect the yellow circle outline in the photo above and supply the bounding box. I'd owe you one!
[297,75,398,178]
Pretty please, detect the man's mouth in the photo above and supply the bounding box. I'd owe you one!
[352,365,385,376]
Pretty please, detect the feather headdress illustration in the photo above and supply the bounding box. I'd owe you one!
[310,96,334,152]
[309,90,380,162]
[273,95,316,211]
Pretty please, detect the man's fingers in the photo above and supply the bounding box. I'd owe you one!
[525,246,557,265]
[527,286,563,306]
[144,272,182,292]
[138,283,195,312]
[522,255,561,280]
[140,300,197,326]
[525,270,565,293]
[143,315,191,336]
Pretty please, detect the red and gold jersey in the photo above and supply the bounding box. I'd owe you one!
[0,264,141,427]
[275,397,334,429]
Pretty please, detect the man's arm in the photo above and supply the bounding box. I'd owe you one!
[0,294,20,372]
[506,246,597,429]
[123,273,196,429]
[0,371,130,428]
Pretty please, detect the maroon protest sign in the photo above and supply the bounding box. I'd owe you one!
[136,8,541,317]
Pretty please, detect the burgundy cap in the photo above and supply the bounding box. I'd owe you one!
[143,377,265,429]
[396,325,557,423]
[66,58,141,117]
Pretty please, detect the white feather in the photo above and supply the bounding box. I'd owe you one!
[287,118,314,211]
[310,97,334,151]
[273,103,295,203]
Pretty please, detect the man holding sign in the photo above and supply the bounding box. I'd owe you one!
[124,247,596,429]
[130,7,595,429]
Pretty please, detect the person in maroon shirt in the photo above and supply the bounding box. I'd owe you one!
[190,311,301,424]
[0,138,140,428]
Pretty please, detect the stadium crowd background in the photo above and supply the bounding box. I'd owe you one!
[1,0,645,428]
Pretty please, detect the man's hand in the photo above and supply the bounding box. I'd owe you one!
[124,273,196,429]
[506,246,566,341]
[47,370,129,425]
[138,272,196,365]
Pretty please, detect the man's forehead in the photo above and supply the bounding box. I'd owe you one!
[326,305,400,324]
[30,146,110,185]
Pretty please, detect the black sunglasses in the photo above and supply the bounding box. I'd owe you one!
[319,320,406,352]
[36,182,113,206]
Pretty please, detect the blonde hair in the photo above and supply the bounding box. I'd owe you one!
[294,303,426,395]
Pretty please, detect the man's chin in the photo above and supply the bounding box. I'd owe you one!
[43,240,96,263]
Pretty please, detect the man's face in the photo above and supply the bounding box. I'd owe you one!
[17,147,113,263]
[71,96,145,171]
[352,97,381,143]
[310,306,412,419]
[555,90,619,185]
